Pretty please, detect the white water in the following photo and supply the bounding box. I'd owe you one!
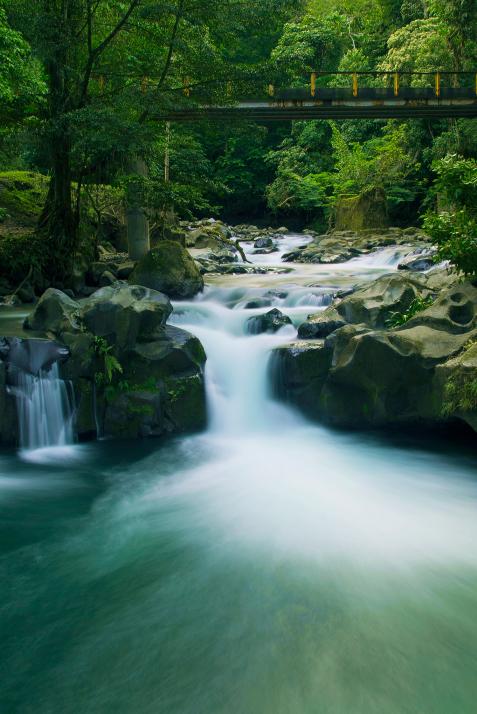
[241,232,314,264]
[13,362,75,458]
[170,267,477,571]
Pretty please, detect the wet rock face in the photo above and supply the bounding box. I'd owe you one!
[20,284,207,443]
[246,309,292,335]
[276,275,477,432]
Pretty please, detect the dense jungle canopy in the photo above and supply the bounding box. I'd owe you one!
[0,0,476,284]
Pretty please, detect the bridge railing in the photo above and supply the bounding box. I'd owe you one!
[176,71,477,103]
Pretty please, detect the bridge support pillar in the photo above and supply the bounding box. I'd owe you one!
[126,155,150,261]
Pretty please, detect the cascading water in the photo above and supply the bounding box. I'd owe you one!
[3,236,477,713]
[14,362,75,450]
[2,337,75,454]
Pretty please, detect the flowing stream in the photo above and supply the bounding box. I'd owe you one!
[1,235,477,713]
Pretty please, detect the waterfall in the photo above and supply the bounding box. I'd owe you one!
[2,337,75,451]
[14,363,75,450]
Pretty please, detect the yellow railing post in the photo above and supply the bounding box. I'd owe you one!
[226,81,233,97]
[394,72,399,97]
[311,72,316,97]
[475,73,477,96]
[268,84,275,97]
[435,72,441,98]
[352,72,358,97]
[183,77,191,97]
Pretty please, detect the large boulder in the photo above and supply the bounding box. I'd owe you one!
[319,324,476,427]
[80,284,171,348]
[275,278,477,432]
[102,327,207,439]
[254,236,274,249]
[24,288,80,335]
[129,241,203,299]
[18,283,208,445]
[298,273,432,338]
[271,340,331,418]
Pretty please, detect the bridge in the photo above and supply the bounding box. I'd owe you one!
[157,71,477,121]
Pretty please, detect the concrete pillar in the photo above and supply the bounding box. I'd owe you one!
[127,155,150,260]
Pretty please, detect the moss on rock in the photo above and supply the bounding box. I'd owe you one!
[129,241,204,299]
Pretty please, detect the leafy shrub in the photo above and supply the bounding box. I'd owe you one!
[424,209,477,278]
[92,336,123,387]
[424,155,477,280]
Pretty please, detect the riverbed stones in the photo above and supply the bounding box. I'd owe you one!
[129,241,204,299]
[246,308,292,335]
[283,227,429,265]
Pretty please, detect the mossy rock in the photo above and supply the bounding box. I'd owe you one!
[334,188,388,231]
[165,374,207,432]
[0,171,48,227]
[129,241,204,299]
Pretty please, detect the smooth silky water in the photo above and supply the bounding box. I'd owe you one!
[1,236,477,713]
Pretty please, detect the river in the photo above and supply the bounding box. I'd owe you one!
[1,235,477,713]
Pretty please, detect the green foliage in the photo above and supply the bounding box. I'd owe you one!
[92,337,123,387]
[424,209,477,279]
[0,230,45,284]
[0,3,45,123]
[386,294,434,327]
[2,0,477,251]
[424,155,477,279]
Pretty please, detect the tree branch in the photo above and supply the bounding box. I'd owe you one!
[139,0,185,123]
[79,0,141,106]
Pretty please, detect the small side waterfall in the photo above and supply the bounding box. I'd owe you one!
[1,337,75,451]
[14,363,75,450]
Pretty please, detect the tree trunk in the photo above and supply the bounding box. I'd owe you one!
[126,155,150,260]
[38,132,77,283]
[37,4,78,285]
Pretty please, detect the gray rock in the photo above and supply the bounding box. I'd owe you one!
[246,309,292,335]
[299,273,432,337]
[254,237,274,249]
[116,262,136,280]
[99,270,117,287]
[274,278,477,432]
[244,298,272,309]
[298,318,346,339]
[129,241,203,299]
[80,284,172,348]
[24,288,80,335]
[398,248,437,271]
